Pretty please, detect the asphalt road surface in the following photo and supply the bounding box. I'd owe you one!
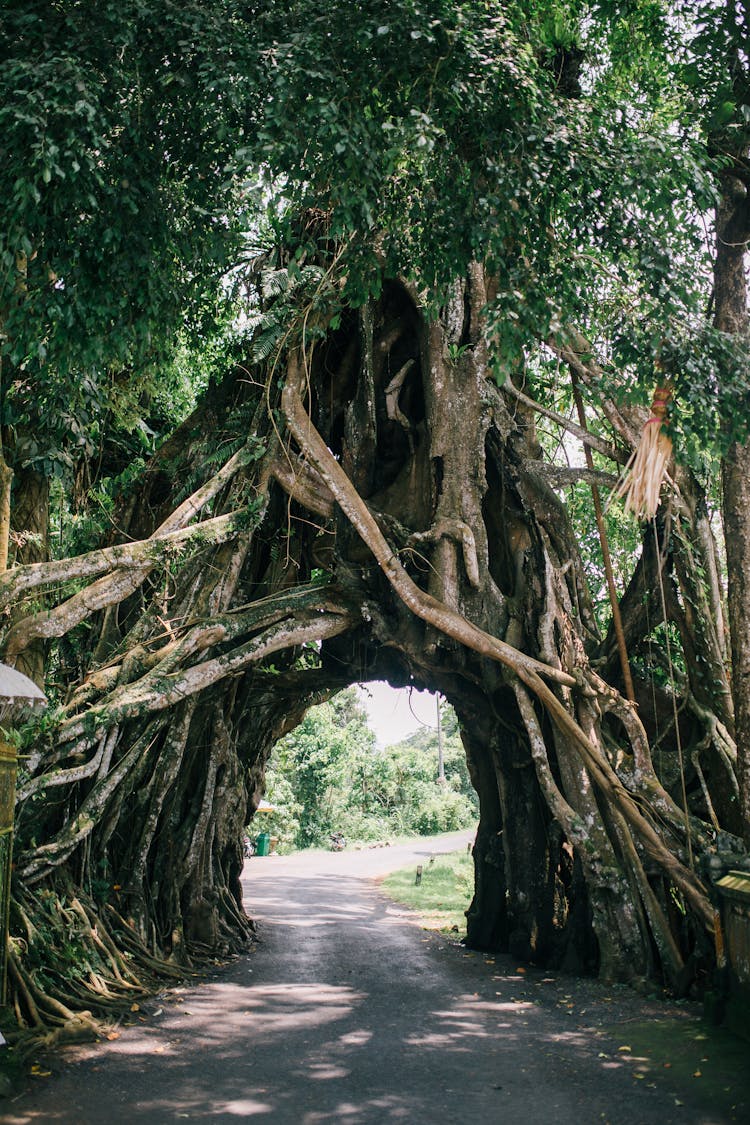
[5,831,731,1124]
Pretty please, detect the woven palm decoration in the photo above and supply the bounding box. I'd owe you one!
[613,383,673,520]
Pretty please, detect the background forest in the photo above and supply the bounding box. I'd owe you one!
[263,690,477,849]
[0,0,749,1043]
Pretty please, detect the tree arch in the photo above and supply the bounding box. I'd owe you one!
[3,0,748,1044]
[4,256,740,1040]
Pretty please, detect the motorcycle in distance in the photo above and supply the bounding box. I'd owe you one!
[329,831,346,851]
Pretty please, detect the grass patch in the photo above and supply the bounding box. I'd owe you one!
[606,1017,750,1121]
[379,849,473,936]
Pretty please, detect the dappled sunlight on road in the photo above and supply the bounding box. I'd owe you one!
[302,1095,414,1123]
[304,1061,352,1080]
[248,875,376,928]
[404,993,538,1049]
[12,833,724,1125]
[336,1028,373,1047]
[209,1097,274,1117]
[184,981,366,1037]
[237,981,363,1034]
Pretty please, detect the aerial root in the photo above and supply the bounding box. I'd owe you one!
[3,887,194,1047]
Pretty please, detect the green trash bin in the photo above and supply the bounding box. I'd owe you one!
[256,831,270,857]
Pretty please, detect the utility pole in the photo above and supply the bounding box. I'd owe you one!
[436,693,445,783]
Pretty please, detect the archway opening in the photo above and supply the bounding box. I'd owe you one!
[250,682,478,857]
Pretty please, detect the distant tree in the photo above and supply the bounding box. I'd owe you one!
[266,688,376,847]
[264,691,476,847]
[388,700,478,806]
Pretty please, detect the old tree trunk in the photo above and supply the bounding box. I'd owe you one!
[3,244,745,1038]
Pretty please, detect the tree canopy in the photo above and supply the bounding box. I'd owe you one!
[0,0,749,1043]
[3,1,747,463]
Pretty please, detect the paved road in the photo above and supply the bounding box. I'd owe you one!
[5,832,730,1124]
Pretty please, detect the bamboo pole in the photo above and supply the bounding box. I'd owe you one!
[571,376,635,703]
[0,739,17,1005]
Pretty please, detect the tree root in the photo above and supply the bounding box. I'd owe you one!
[3,875,217,1049]
[69,898,143,990]
[1,434,263,655]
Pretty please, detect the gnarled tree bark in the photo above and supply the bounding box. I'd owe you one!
[4,265,741,1040]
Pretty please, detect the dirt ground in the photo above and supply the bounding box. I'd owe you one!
[3,831,749,1123]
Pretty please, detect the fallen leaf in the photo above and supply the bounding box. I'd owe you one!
[618,1045,632,1052]
[693,1070,702,1078]
[130,1003,140,1012]
[663,1063,672,1069]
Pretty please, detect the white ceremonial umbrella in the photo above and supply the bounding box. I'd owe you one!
[0,662,46,725]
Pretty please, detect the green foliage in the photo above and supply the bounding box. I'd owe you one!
[247,262,342,364]
[252,5,716,334]
[678,1,750,144]
[0,0,256,480]
[11,890,91,985]
[261,690,477,849]
[605,319,750,470]
[231,0,748,464]
[264,688,375,847]
[1,0,253,367]
[3,0,748,485]
[256,772,302,855]
[387,700,478,804]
